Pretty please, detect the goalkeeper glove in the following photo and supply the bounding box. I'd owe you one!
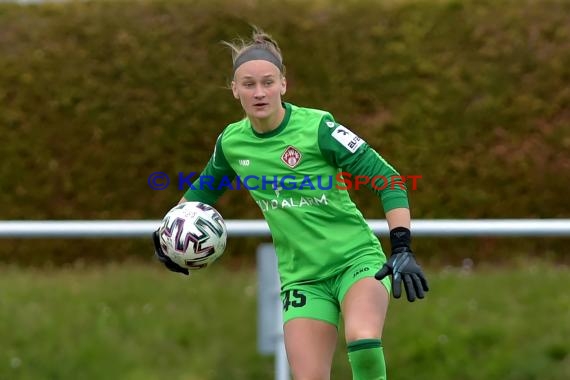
[152,229,189,275]
[375,227,429,302]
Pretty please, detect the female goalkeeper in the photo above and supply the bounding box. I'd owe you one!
[153,27,429,380]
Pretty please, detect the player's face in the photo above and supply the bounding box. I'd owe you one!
[232,60,286,122]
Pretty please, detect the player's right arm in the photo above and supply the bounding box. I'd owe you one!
[179,133,236,205]
[156,133,236,275]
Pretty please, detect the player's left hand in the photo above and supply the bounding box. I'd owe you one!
[375,247,429,302]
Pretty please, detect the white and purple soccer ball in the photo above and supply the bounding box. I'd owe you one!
[158,202,227,270]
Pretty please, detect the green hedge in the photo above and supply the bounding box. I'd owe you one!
[1,0,568,265]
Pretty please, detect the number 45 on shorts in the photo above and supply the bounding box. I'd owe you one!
[282,290,307,311]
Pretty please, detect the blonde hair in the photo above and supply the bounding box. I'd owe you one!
[223,26,286,76]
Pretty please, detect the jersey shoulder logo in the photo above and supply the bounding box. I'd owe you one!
[238,159,250,166]
[326,121,335,128]
[332,125,364,153]
[281,146,302,168]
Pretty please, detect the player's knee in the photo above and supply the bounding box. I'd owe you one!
[346,329,381,343]
[290,368,330,380]
[288,356,331,380]
[292,376,330,380]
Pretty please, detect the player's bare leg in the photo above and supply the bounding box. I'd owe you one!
[341,277,390,380]
[284,318,338,380]
[342,277,389,341]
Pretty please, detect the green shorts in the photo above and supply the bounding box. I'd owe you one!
[280,256,392,328]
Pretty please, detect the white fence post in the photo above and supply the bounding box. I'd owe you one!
[257,243,290,380]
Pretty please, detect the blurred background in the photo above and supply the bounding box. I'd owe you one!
[0,0,568,379]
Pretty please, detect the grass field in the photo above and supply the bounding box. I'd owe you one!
[0,260,568,380]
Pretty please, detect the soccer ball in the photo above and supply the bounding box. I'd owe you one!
[158,202,227,270]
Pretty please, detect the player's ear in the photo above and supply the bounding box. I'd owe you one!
[231,81,239,99]
[280,76,287,96]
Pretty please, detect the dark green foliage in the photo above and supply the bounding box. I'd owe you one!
[1,0,568,264]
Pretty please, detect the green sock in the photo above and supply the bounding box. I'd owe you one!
[347,339,386,380]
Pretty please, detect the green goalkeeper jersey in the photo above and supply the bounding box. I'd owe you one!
[184,102,409,288]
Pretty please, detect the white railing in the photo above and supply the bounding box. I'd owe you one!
[1,219,570,238]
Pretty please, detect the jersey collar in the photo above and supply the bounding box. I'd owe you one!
[250,102,292,138]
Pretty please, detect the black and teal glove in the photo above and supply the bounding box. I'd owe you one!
[153,229,189,275]
[375,227,429,302]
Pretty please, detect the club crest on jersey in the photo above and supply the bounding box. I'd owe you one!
[281,146,302,168]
